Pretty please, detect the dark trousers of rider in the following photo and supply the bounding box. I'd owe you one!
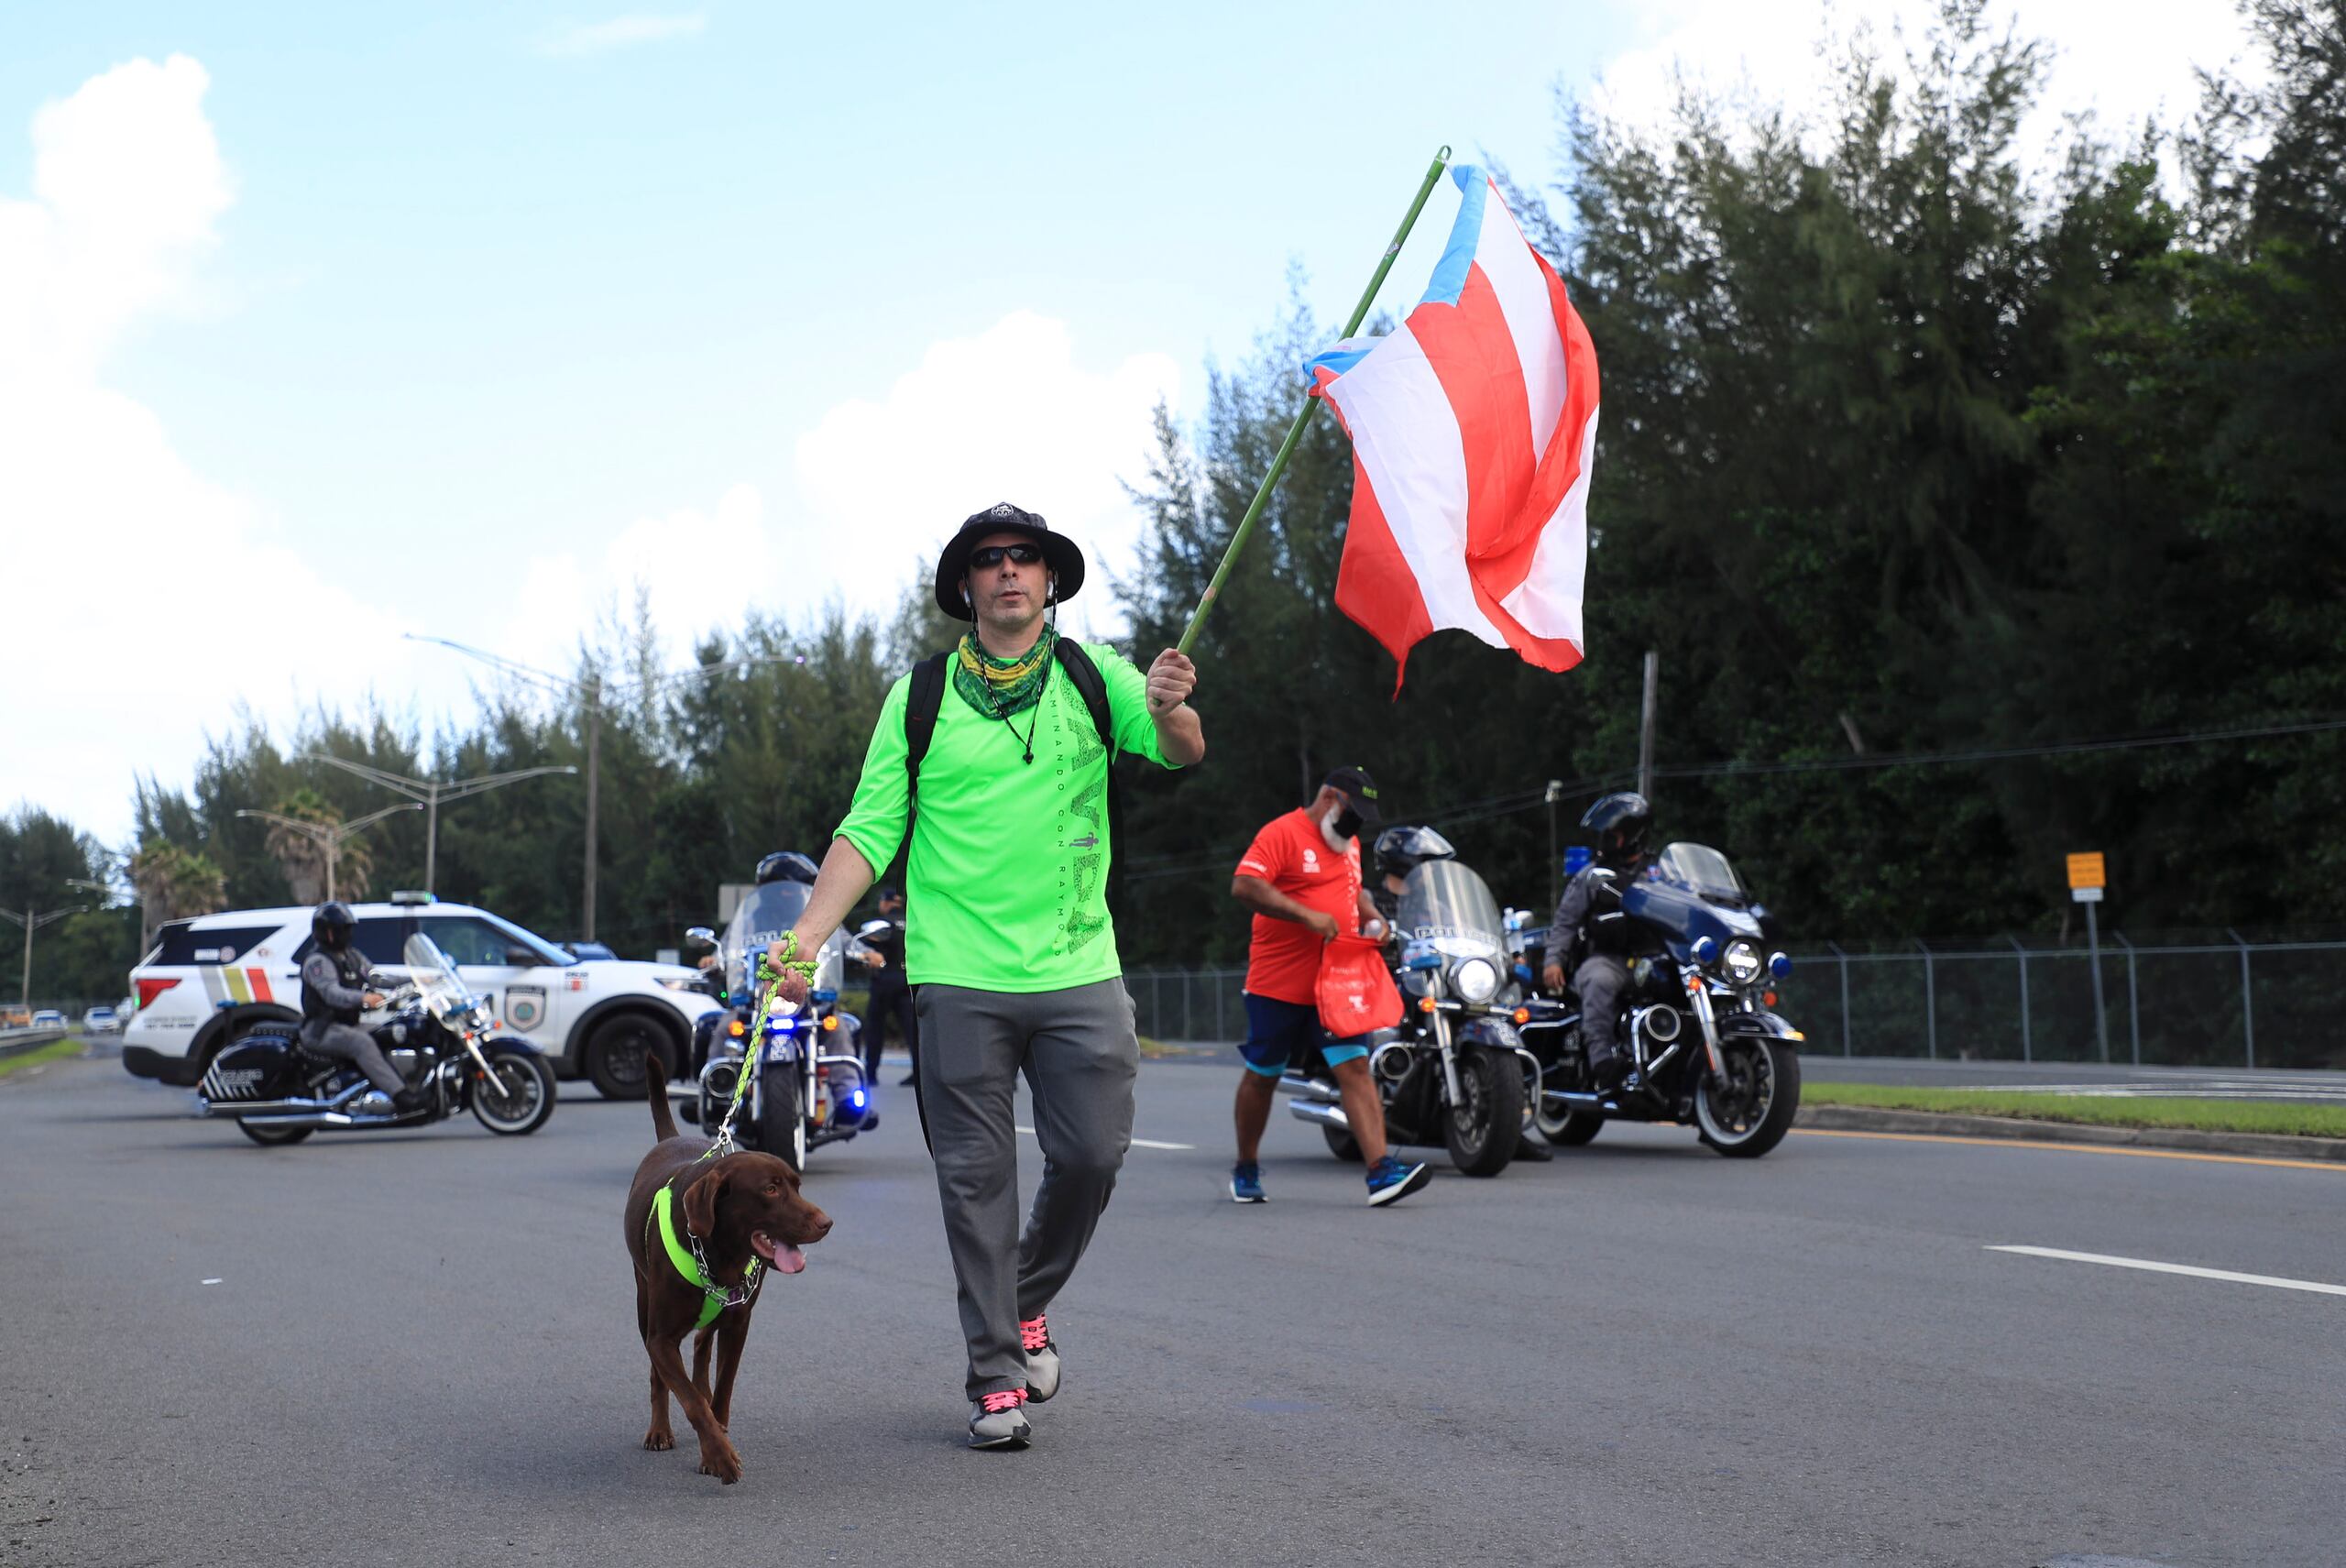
[866,976,919,1080]
[1575,957,1630,1068]
[301,1022,404,1094]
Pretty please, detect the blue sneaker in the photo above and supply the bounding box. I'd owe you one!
[1365,1154,1431,1206]
[1230,1162,1266,1203]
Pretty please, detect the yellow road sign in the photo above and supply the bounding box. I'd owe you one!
[2066,851,2107,890]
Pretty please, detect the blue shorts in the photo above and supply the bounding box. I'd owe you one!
[1237,992,1369,1078]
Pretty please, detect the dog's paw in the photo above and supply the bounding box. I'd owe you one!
[643,1429,674,1452]
[698,1442,743,1484]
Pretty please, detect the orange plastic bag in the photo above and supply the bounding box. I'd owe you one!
[1315,934,1403,1039]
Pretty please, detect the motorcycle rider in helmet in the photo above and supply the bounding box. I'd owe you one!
[1368,825,1455,931]
[1540,793,1652,1094]
[300,901,422,1114]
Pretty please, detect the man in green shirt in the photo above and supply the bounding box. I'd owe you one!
[769,501,1203,1450]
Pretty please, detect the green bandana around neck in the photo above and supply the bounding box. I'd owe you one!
[953,626,1056,720]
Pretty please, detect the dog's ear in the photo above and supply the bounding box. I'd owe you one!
[682,1165,729,1239]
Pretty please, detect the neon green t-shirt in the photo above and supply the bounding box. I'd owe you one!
[835,641,1178,992]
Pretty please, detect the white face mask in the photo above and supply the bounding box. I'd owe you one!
[1320,806,1349,852]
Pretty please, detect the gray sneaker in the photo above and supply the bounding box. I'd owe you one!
[968,1390,1031,1450]
[1020,1314,1061,1403]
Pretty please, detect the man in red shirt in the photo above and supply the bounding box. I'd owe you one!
[1227,767,1431,1207]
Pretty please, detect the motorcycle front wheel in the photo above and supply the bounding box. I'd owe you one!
[1695,1036,1801,1157]
[755,1062,804,1173]
[236,1119,312,1146]
[1443,1045,1524,1177]
[471,1047,557,1135]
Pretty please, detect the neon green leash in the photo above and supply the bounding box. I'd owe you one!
[710,934,818,1150]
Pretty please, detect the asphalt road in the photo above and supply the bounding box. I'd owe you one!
[4,1047,2341,1568]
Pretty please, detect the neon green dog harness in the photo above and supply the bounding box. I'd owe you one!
[652,1179,762,1330]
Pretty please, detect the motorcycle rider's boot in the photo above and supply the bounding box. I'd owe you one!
[968,1389,1031,1450]
[1590,1054,1628,1095]
[391,1085,427,1115]
[1513,1130,1554,1162]
[1020,1314,1061,1403]
[1365,1154,1431,1206]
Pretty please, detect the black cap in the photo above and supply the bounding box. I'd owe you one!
[1322,765,1383,825]
[934,503,1087,619]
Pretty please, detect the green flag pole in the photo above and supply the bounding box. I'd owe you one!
[1175,145,1453,655]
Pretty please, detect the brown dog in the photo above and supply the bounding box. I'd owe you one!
[624,1077,832,1483]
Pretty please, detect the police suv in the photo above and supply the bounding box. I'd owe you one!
[122,894,720,1098]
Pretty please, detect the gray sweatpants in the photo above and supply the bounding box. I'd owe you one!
[301,1021,403,1095]
[915,979,1138,1399]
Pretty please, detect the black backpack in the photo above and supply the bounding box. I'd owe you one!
[901,639,1124,899]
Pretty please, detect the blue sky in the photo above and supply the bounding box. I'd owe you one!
[0,1,2253,845]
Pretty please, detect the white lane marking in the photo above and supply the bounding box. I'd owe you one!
[1987,1245,2346,1298]
[201,1278,222,1286]
[1014,1124,1194,1152]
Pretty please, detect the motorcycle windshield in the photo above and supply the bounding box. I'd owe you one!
[1398,861,1506,959]
[719,881,847,996]
[1650,842,1748,904]
[401,932,474,1016]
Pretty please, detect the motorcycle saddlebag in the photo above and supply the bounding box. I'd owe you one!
[1316,935,1404,1039]
[202,1032,301,1102]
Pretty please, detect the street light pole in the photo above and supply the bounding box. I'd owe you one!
[236,803,422,902]
[1637,651,1659,801]
[405,634,771,942]
[297,755,577,894]
[0,905,86,1006]
[1545,779,1563,913]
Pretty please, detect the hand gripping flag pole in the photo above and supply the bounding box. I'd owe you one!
[1175,147,1452,655]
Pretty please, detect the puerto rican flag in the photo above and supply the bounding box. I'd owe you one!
[1309,165,1598,684]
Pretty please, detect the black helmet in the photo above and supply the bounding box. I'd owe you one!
[312,900,356,949]
[1373,825,1456,882]
[755,851,819,886]
[1580,791,1651,871]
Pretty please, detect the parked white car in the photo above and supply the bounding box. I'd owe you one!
[31,1010,66,1030]
[120,894,720,1098]
[82,1006,120,1033]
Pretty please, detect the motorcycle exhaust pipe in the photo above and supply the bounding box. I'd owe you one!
[1287,1100,1353,1132]
[1276,1075,1342,1104]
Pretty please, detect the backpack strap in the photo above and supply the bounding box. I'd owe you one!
[901,652,952,868]
[1051,641,1124,910]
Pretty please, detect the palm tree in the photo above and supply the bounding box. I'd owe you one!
[129,842,226,952]
[256,790,379,905]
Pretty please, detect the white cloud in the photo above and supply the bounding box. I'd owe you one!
[0,56,411,845]
[791,310,1182,641]
[511,482,770,668]
[536,13,707,57]
[1592,0,2259,175]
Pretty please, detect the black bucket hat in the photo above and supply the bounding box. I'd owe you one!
[934,502,1087,619]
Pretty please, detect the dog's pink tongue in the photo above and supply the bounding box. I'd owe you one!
[753,1233,807,1274]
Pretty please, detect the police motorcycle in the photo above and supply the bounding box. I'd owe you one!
[1514,841,1803,1157]
[198,933,557,1146]
[1283,843,1533,1177]
[685,854,876,1171]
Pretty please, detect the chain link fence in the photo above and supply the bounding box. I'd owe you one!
[1129,937,2346,1072]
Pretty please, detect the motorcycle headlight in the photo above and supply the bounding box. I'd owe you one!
[1724,940,1763,985]
[1454,957,1499,1003]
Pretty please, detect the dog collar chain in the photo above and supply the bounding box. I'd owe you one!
[652,1181,762,1330]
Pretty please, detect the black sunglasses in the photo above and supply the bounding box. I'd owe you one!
[970,543,1044,569]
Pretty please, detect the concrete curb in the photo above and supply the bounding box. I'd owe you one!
[1797,1102,2346,1163]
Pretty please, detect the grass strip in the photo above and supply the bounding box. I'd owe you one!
[1804,1081,2346,1140]
[0,1037,85,1080]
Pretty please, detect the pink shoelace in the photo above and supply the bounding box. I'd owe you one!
[1018,1315,1050,1354]
[981,1389,1028,1415]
